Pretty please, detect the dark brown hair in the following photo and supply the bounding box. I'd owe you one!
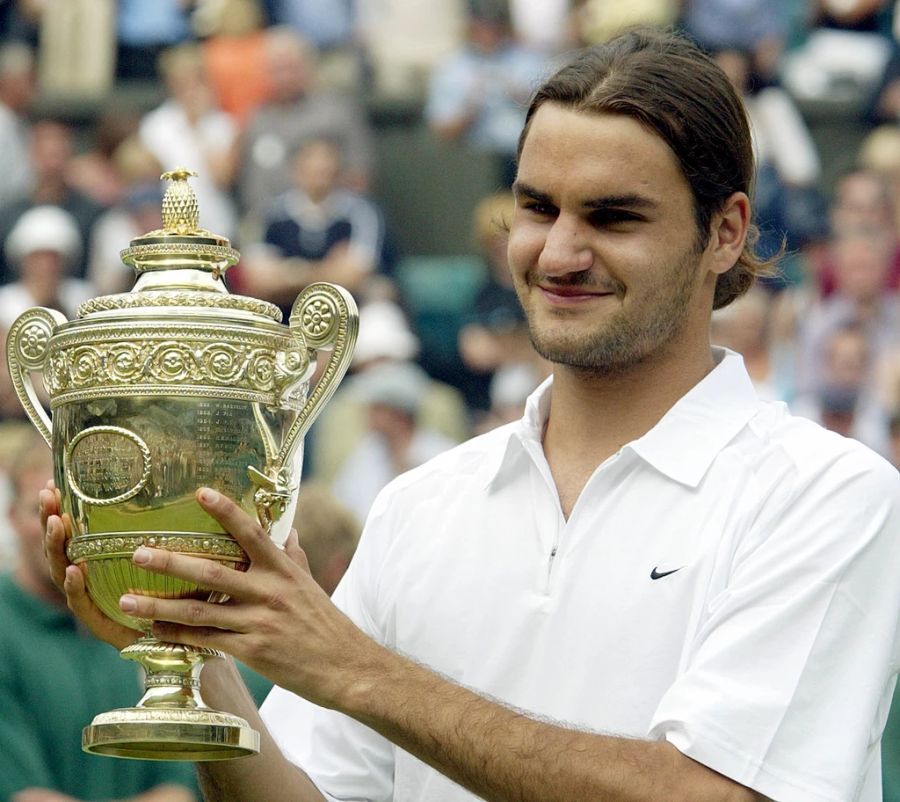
[518,28,777,309]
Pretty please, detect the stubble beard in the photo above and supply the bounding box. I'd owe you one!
[523,253,700,378]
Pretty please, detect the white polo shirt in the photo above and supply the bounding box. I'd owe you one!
[262,348,900,802]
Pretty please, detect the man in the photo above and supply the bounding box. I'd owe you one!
[0,42,35,215]
[44,29,900,801]
[237,27,374,223]
[1,436,197,802]
[246,135,385,317]
[0,119,104,284]
[425,3,545,186]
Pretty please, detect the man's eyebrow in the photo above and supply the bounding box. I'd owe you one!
[583,194,658,211]
[512,182,553,205]
[513,182,658,211]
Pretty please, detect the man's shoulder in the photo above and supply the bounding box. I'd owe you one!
[740,401,899,498]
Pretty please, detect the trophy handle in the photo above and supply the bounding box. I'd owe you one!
[278,282,358,466]
[5,307,67,446]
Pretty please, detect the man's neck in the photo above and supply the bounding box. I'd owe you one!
[542,344,716,517]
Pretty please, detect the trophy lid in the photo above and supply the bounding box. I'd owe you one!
[77,168,282,322]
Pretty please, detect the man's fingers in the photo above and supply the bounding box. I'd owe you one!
[284,527,311,572]
[195,487,281,566]
[64,565,140,651]
[151,620,242,656]
[45,515,69,591]
[39,486,58,530]
[120,591,252,634]
[130,546,257,598]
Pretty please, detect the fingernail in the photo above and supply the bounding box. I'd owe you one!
[133,547,151,565]
[120,595,137,612]
[199,488,219,504]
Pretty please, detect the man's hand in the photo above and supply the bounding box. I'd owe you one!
[40,482,143,652]
[115,488,387,708]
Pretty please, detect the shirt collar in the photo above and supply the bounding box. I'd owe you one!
[483,348,761,489]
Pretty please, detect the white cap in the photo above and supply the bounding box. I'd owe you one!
[5,205,82,268]
[351,360,429,414]
[352,300,420,366]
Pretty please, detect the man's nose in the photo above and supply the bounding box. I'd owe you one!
[537,216,594,275]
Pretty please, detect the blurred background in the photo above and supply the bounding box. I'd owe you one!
[1,1,900,796]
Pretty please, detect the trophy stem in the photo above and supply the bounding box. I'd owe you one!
[81,636,260,761]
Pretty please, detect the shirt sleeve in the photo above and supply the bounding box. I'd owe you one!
[260,496,398,802]
[649,447,900,802]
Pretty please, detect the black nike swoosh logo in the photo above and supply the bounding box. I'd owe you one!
[650,566,683,580]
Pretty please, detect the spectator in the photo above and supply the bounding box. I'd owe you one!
[116,0,193,81]
[138,43,239,239]
[679,0,787,83]
[713,47,824,258]
[867,43,900,125]
[244,136,386,318]
[0,205,92,331]
[65,107,142,209]
[782,0,895,100]
[356,0,466,98]
[510,0,573,53]
[820,167,900,295]
[292,482,362,596]
[458,191,546,412]
[0,119,103,285]
[87,138,164,297]
[577,0,677,45]
[792,322,890,455]
[197,0,273,127]
[711,285,791,401]
[268,0,361,91]
[858,125,900,244]
[425,3,546,186]
[798,228,900,399]
[331,359,458,524]
[0,434,198,801]
[309,298,469,483]
[0,42,35,213]
[238,26,375,222]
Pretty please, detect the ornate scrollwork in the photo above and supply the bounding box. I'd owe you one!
[67,532,247,562]
[292,289,340,348]
[44,330,310,402]
[77,292,281,322]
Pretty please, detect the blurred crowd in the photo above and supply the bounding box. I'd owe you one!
[0,0,899,560]
[1,0,900,796]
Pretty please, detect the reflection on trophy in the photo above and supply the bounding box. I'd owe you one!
[5,168,358,761]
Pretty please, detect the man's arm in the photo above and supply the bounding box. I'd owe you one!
[42,490,325,802]
[105,489,764,802]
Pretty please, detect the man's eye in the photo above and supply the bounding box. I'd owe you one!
[523,203,555,216]
[590,210,641,226]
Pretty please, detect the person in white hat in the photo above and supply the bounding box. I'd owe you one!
[0,204,92,331]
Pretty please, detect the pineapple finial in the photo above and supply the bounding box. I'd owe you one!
[160,168,200,235]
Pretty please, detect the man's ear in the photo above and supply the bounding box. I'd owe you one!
[707,191,750,276]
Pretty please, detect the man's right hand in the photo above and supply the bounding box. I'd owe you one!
[40,483,141,651]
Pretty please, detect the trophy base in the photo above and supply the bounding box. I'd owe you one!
[83,706,260,761]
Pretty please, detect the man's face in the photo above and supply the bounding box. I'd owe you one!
[267,43,310,102]
[508,104,712,376]
[9,465,56,599]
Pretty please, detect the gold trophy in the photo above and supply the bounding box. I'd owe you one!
[5,169,358,760]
